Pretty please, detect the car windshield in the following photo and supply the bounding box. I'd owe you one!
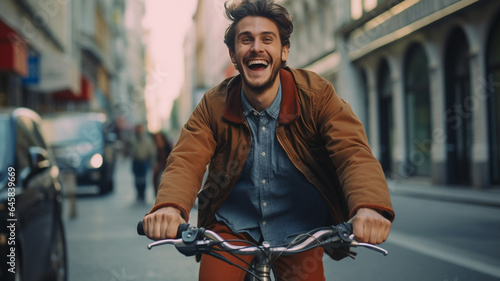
[0,116,10,181]
[42,117,103,146]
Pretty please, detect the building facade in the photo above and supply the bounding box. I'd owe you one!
[176,0,237,133]
[283,0,499,189]
[0,0,147,128]
[0,0,77,110]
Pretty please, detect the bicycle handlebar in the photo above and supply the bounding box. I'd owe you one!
[137,221,388,256]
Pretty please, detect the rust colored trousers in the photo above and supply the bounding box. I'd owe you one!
[198,223,326,281]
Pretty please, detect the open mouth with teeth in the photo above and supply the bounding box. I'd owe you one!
[247,59,269,71]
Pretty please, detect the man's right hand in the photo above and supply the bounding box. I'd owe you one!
[142,207,186,240]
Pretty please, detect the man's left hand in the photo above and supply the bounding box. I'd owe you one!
[348,208,391,244]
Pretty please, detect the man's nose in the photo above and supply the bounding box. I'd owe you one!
[250,40,264,52]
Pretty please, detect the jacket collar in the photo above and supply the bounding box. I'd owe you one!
[222,67,300,124]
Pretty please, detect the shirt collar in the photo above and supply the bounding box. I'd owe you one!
[241,82,282,120]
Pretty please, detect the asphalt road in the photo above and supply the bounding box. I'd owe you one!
[64,156,500,280]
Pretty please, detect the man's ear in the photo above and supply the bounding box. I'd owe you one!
[281,45,289,62]
[229,49,238,69]
[229,49,236,63]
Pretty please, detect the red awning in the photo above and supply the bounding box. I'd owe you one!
[0,20,28,76]
[53,75,94,101]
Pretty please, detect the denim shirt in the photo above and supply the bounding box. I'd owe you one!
[215,83,332,246]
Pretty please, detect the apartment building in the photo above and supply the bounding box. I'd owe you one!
[284,0,499,188]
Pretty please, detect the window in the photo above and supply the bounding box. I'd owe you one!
[364,0,377,11]
[404,44,431,176]
[95,7,109,53]
[360,69,370,139]
[0,117,10,178]
[16,116,36,174]
[15,114,49,185]
[444,27,472,185]
[487,16,500,185]
[351,0,363,19]
[0,75,7,106]
[351,0,379,19]
[377,59,394,175]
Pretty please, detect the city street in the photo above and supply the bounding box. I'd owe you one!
[64,155,500,281]
[1,1,498,280]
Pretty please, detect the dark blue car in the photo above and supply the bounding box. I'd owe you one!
[0,107,67,281]
[42,112,116,195]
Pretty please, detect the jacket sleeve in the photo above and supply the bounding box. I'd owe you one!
[317,84,394,221]
[149,94,217,221]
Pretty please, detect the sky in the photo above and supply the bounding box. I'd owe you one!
[142,0,198,132]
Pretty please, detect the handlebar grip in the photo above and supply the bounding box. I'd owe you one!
[137,221,190,239]
[137,221,145,235]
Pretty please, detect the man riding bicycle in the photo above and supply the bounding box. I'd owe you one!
[142,0,395,280]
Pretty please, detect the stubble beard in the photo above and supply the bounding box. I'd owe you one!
[237,57,283,93]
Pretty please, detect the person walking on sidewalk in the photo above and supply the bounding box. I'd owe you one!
[142,0,394,280]
[130,124,156,202]
[152,131,173,195]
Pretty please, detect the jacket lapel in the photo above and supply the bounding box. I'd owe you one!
[278,68,301,124]
[221,76,245,124]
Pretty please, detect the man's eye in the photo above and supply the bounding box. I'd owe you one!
[242,38,252,43]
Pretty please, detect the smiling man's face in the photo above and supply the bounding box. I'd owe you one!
[230,16,289,94]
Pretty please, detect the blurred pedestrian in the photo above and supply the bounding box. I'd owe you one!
[130,124,156,202]
[152,132,173,195]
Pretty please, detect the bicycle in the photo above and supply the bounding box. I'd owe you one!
[137,221,388,280]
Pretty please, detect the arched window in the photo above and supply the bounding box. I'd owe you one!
[404,43,431,176]
[486,15,500,185]
[360,69,370,139]
[444,27,472,185]
[377,59,394,175]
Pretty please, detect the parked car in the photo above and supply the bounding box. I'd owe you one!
[41,112,116,194]
[0,107,67,281]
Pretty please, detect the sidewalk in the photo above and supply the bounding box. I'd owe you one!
[388,178,500,207]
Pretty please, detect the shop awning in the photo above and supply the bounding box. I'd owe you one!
[53,75,93,101]
[0,20,28,76]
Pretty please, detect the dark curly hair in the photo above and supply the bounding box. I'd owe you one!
[223,0,294,53]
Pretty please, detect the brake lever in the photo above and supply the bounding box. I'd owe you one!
[147,238,184,250]
[352,242,389,256]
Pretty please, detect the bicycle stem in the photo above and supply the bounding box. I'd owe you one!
[252,242,272,281]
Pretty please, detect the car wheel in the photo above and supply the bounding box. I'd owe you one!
[47,220,67,281]
[107,178,114,193]
[99,179,114,195]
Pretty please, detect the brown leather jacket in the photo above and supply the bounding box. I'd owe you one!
[151,67,394,230]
